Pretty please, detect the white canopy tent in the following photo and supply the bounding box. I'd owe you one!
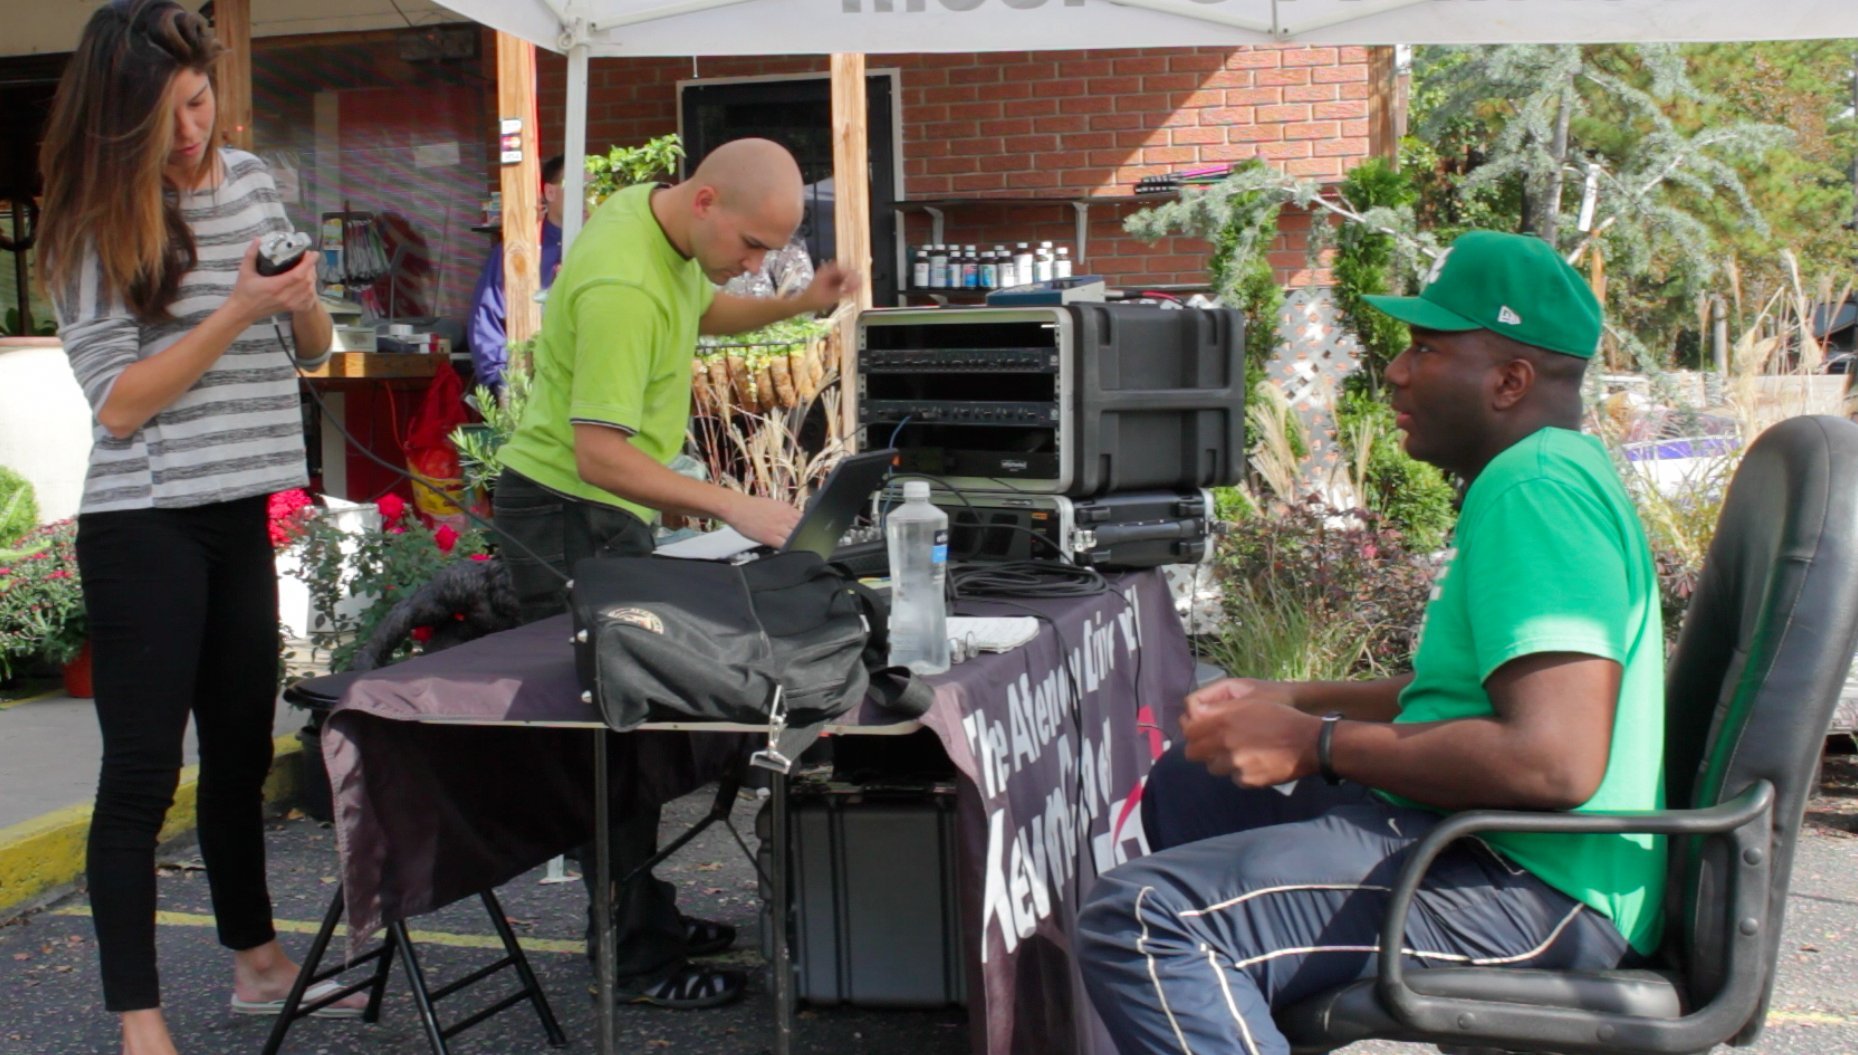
[436,0,1858,56]
[429,0,1858,260]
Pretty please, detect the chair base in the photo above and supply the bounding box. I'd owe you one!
[260,884,568,1055]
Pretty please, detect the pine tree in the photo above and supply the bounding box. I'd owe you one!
[1413,46,1795,361]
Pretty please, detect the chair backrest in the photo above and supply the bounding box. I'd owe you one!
[1661,415,1858,1036]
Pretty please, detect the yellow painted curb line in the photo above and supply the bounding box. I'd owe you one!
[53,904,592,957]
[0,686,63,711]
[0,733,302,917]
[49,905,765,968]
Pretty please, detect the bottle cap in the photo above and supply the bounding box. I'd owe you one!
[903,480,930,500]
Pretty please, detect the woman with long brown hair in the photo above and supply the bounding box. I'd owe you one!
[39,2,357,1050]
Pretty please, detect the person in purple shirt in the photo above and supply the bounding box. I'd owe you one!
[468,155,564,393]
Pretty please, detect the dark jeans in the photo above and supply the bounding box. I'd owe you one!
[1078,746,1634,1055]
[492,468,688,985]
[76,496,282,1012]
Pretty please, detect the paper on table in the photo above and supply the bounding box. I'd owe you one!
[655,526,758,560]
[947,616,1040,654]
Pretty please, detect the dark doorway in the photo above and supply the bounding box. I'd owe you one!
[0,56,64,335]
[678,73,899,305]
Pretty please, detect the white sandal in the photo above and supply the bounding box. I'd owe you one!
[229,978,367,1019]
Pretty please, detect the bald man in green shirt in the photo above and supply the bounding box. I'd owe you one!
[495,138,860,1009]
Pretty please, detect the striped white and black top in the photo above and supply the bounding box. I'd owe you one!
[52,149,308,514]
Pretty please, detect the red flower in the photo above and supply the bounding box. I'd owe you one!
[469,553,490,562]
[377,494,407,523]
[267,488,314,548]
[48,570,70,580]
[410,625,433,643]
[433,524,459,554]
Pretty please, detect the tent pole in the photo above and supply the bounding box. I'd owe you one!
[830,53,872,452]
[497,31,543,352]
[563,35,591,255]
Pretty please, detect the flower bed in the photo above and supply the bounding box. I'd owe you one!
[0,519,84,681]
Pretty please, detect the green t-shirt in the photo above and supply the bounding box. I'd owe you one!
[1383,427,1666,955]
[499,183,715,521]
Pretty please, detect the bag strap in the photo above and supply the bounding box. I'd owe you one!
[868,665,936,718]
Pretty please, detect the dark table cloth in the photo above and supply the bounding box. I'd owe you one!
[328,568,1194,1055]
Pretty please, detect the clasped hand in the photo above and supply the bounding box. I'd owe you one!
[1181,678,1324,788]
[227,239,320,324]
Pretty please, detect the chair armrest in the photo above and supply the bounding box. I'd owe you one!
[1373,781,1775,1054]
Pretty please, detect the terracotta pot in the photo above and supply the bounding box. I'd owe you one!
[61,639,93,699]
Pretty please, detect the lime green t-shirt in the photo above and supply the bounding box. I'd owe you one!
[499,183,715,521]
[1383,427,1666,955]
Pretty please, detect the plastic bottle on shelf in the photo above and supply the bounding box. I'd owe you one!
[978,250,998,290]
[1055,246,1073,279]
[993,246,1011,286]
[1036,241,1056,283]
[911,248,929,290]
[929,244,949,289]
[962,245,979,289]
[885,481,950,675]
[1014,243,1034,288]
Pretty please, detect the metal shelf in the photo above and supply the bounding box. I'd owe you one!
[895,192,1176,270]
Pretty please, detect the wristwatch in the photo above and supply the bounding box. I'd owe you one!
[1317,711,1345,786]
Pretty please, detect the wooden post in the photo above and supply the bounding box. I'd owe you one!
[830,53,872,449]
[214,0,253,150]
[497,32,542,358]
[1366,45,1397,164]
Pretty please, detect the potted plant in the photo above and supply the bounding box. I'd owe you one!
[0,519,88,695]
[583,133,684,212]
[285,493,492,820]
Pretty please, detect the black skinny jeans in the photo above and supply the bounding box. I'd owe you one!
[76,496,281,1012]
[492,468,690,986]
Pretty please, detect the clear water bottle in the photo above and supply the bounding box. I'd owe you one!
[885,481,950,674]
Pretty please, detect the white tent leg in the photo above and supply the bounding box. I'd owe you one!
[562,33,591,254]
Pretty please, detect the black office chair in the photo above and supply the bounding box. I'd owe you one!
[1279,414,1858,1055]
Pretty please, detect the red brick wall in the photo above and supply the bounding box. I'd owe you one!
[518,43,1381,290]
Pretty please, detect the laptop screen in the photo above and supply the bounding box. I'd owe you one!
[780,448,898,558]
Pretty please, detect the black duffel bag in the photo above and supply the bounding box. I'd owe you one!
[570,552,930,753]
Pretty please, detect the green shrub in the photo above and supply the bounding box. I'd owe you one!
[452,340,534,497]
[0,467,37,548]
[1334,383,1458,552]
[1331,157,1418,390]
[584,134,685,208]
[1206,498,1436,680]
[0,520,84,679]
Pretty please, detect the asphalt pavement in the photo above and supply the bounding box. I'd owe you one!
[3,752,1858,1055]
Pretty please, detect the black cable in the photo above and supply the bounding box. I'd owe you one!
[278,321,571,585]
[950,560,1107,601]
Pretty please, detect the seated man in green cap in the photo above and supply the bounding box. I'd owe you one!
[1077,230,1663,1055]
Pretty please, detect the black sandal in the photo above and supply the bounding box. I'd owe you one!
[622,964,746,1009]
[683,916,737,957]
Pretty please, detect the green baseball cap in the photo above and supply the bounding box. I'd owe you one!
[1364,230,1602,359]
